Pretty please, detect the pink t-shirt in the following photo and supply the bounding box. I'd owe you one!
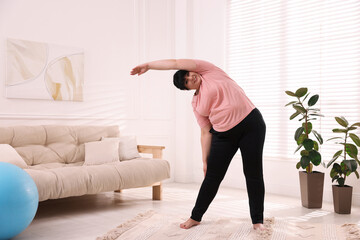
[192,60,255,132]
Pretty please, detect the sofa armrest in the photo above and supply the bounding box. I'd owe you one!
[137,145,165,159]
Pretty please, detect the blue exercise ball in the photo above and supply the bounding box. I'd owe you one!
[0,162,39,240]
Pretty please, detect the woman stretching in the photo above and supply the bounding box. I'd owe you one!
[131,59,266,230]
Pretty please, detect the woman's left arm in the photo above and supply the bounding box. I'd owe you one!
[130,59,197,76]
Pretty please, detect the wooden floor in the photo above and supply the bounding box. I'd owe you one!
[15,183,360,240]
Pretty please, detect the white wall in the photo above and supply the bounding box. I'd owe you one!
[1,0,358,207]
[0,0,176,181]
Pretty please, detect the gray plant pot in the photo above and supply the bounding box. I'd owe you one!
[332,185,353,214]
[299,171,324,208]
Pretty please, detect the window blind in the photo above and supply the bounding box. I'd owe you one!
[226,0,360,164]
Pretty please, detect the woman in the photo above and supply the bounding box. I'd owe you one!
[131,59,266,230]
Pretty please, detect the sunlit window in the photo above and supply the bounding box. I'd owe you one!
[226,1,360,165]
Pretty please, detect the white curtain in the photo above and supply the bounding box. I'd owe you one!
[226,0,360,164]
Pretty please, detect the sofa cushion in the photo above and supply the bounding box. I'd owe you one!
[11,126,47,147]
[0,125,120,166]
[25,167,92,201]
[24,158,170,201]
[15,145,63,165]
[0,127,14,144]
[28,162,83,170]
[0,144,28,168]
[102,136,141,161]
[114,158,170,189]
[84,140,120,165]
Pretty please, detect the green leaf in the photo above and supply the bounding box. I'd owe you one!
[285,101,298,107]
[330,168,338,178]
[308,94,319,106]
[294,144,303,153]
[333,150,343,159]
[303,93,310,101]
[356,159,360,165]
[303,139,314,151]
[285,90,297,97]
[295,88,308,98]
[312,130,323,144]
[350,122,360,128]
[308,150,321,166]
[301,150,309,156]
[335,116,348,127]
[296,162,301,169]
[341,143,358,159]
[344,160,357,172]
[327,137,343,142]
[295,127,304,141]
[355,171,359,179]
[298,115,306,121]
[333,163,341,172]
[290,111,301,120]
[333,129,347,133]
[300,156,310,169]
[327,151,341,168]
[349,133,360,147]
[338,178,345,187]
[293,105,306,113]
[297,134,306,145]
[313,141,319,151]
[309,113,324,117]
[327,157,338,168]
[332,175,339,183]
[302,122,312,134]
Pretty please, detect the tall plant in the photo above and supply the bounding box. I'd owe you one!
[285,87,324,173]
[326,117,360,186]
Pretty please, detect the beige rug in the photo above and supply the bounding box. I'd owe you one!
[97,211,360,240]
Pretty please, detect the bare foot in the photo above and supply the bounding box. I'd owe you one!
[180,218,200,229]
[253,223,266,230]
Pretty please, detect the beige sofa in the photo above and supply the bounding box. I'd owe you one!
[0,125,170,201]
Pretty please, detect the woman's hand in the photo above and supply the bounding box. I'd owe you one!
[203,163,207,177]
[130,63,149,76]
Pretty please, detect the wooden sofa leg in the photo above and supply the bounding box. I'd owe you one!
[152,183,162,200]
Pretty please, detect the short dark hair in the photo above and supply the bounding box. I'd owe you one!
[173,70,189,90]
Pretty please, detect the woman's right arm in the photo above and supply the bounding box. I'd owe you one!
[130,59,197,75]
[201,124,212,177]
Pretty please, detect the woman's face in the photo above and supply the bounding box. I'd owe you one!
[184,72,202,90]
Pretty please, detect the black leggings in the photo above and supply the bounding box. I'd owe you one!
[190,108,266,224]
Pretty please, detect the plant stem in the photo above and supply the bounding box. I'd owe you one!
[305,112,309,139]
[299,98,309,138]
[343,131,348,185]
[344,131,347,161]
[299,97,310,173]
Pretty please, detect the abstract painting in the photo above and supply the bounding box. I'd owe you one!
[6,38,84,101]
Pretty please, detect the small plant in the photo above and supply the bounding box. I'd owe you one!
[326,117,360,186]
[285,87,324,173]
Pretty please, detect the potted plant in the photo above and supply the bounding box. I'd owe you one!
[326,116,360,214]
[285,87,324,208]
